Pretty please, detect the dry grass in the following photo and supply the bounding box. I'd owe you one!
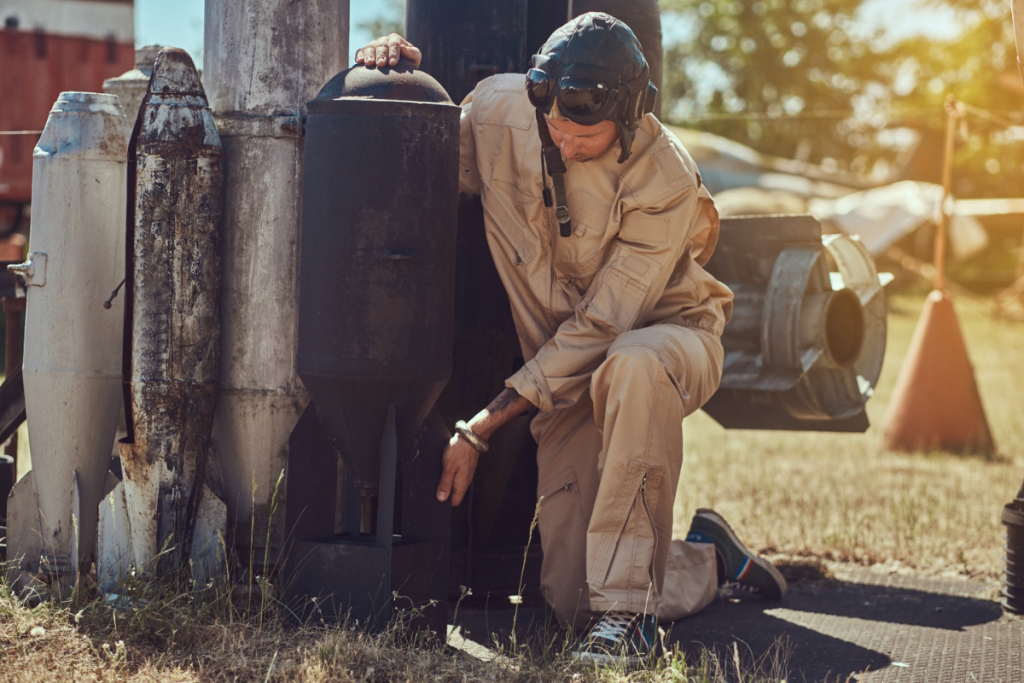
[4,291,1016,681]
[677,292,1024,582]
[0,571,791,682]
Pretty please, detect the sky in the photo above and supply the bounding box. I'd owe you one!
[134,1,387,68]
[136,0,964,71]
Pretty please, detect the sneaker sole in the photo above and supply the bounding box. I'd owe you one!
[694,508,788,600]
[572,650,643,667]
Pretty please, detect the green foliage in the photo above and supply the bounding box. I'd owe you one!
[356,0,405,43]
[663,0,886,165]
[661,0,1024,197]
[883,5,1024,197]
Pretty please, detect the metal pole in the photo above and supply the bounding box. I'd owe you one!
[204,0,349,568]
[2,297,24,463]
[935,96,959,292]
[1013,0,1024,85]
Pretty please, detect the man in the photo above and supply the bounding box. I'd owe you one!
[357,13,786,666]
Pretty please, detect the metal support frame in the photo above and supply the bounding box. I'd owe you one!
[285,408,451,635]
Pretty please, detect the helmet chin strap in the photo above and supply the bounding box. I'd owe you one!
[535,109,572,238]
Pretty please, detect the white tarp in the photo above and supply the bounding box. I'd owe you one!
[809,180,989,259]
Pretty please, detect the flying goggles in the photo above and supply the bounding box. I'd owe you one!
[525,54,657,128]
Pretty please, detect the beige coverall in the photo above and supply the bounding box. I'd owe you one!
[459,74,735,629]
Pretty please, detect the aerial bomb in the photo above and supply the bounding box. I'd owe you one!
[702,215,888,431]
[96,49,226,587]
[6,92,127,589]
[102,45,163,134]
[287,62,459,633]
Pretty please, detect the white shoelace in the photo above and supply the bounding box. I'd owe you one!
[589,613,635,643]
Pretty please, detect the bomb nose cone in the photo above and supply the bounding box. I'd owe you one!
[313,58,453,104]
[150,48,205,96]
[51,92,123,115]
[135,45,163,74]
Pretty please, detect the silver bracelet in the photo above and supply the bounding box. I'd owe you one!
[455,420,489,453]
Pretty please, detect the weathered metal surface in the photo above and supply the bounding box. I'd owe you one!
[407,0,667,595]
[6,92,126,583]
[5,469,39,586]
[287,536,441,631]
[285,63,457,633]
[407,1,535,572]
[203,0,349,567]
[297,64,459,493]
[284,407,452,635]
[0,366,26,454]
[97,475,226,591]
[315,60,453,103]
[116,48,223,576]
[96,480,132,590]
[203,1,349,116]
[702,215,887,431]
[407,0,529,106]
[103,45,163,135]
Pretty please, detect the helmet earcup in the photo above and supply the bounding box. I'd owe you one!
[642,82,658,117]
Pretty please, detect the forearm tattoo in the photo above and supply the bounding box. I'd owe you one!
[487,388,526,415]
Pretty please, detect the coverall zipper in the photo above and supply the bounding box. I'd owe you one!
[640,473,659,583]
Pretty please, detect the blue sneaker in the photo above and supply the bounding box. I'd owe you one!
[686,508,787,600]
[572,611,659,667]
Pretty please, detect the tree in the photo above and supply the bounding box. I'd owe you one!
[661,0,1024,198]
[662,0,891,171]
[880,1,1023,198]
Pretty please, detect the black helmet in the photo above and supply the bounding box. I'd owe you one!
[526,12,658,163]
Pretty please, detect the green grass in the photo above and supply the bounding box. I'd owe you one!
[677,292,1024,581]
[0,567,793,682]
[3,291,1019,681]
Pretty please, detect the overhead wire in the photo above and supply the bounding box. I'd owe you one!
[672,102,1024,128]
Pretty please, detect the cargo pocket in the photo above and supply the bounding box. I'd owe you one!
[538,466,583,525]
[589,459,664,591]
[578,247,655,334]
[537,467,587,594]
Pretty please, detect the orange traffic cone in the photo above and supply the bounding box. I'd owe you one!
[882,289,995,454]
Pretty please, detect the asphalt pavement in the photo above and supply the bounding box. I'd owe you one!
[452,564,1024,682]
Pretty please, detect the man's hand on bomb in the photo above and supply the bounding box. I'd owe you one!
[355,33,422,69]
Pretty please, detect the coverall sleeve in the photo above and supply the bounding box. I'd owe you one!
[505,184,721,413]
[458,92,483,195]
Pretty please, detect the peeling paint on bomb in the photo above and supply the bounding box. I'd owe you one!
[119,48,224,575]
[6,92,127,587]
[103,46,164,136]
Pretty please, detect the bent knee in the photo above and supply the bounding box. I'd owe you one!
[599,337,665,382]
